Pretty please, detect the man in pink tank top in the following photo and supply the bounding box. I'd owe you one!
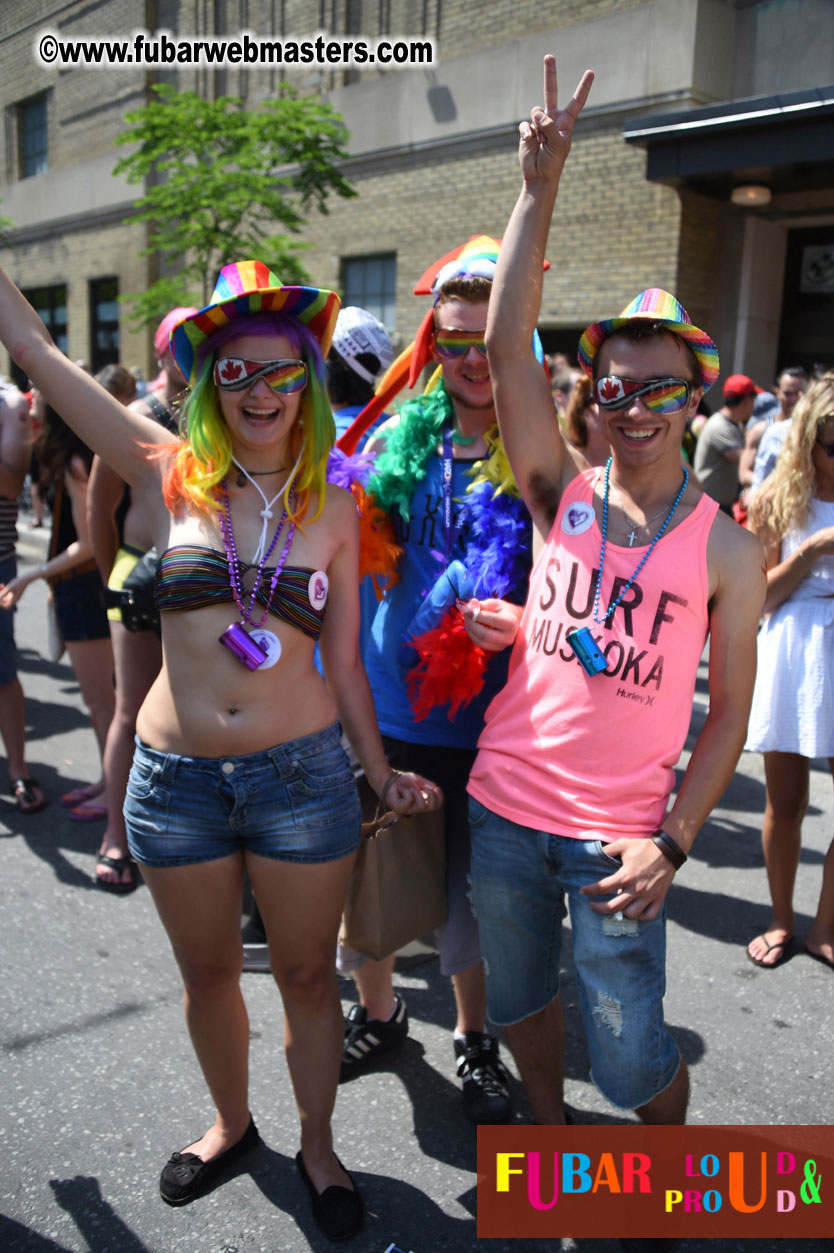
[466,56,765,1160]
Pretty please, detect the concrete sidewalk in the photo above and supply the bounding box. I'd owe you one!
[2,508,832,1253]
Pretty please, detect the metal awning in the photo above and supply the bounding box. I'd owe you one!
[624,85,834,198]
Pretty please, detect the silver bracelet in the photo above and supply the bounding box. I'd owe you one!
[379,769,404,808]
[797,545,812,569]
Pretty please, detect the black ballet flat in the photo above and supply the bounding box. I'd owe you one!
[159,1116,260,1206]
[295,1150,364,1241]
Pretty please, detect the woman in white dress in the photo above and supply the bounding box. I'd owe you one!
[745,373,834,969]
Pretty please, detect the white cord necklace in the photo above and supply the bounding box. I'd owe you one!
[231,457,290,564]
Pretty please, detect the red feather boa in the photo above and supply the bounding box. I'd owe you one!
[405,606,488,721]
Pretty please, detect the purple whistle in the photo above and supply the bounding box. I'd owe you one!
[219,623,268,670]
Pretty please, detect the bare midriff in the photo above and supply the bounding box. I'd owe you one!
[136,603,337,757]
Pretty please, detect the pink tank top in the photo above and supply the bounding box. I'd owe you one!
[468,467,718,840]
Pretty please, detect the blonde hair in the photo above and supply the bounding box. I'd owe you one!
[749,371,834,546]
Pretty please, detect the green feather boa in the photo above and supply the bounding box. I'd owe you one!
[366,382,453,520]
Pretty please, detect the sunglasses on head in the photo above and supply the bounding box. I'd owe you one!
[433,328,488,359]
[594,376,693,415]
[214,357,308,394]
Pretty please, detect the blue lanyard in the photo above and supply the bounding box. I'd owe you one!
[592,458,689,626]
[439,422,459,566]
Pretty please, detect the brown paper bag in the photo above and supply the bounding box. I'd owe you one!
[340,805,446,960]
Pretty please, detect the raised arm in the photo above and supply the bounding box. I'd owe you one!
[486,55,594,535]
[0,267,176,488]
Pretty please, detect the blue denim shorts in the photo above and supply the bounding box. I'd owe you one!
[125,722,361,868]
[468,796,680,1111]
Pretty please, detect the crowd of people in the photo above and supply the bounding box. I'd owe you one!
[0,52,831,1252]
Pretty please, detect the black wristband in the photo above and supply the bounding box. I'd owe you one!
[651,829,687,871]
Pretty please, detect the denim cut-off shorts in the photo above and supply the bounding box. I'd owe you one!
[467,796,680,1111]
[125,721,361,868]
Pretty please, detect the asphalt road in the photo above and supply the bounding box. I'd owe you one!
[1,512,832,1253]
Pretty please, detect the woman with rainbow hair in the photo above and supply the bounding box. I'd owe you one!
[0,259,440,1240]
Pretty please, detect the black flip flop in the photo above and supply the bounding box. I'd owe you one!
[96,854,139,894]
[746,934,794,968]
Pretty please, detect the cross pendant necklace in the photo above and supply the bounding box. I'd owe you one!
[611,483,669,547]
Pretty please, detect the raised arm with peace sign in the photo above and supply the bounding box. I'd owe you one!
[485,56,594,538]
[518,55,595,185]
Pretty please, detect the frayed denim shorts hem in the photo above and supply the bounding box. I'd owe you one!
[125,722,361,868]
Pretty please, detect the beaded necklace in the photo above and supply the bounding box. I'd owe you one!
[593,457,689,625]
[566,458,688,677]
[217,477,296,670]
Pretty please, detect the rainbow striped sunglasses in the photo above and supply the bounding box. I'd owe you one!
[595,376,692,415]
[214,357,308,394]
[433,328,487,359]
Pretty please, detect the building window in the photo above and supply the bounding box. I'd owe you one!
[19,93,48,178]
[89,277,120,373]
[11,285,66,389]
[342,253,396,330]
[344,0,362,85]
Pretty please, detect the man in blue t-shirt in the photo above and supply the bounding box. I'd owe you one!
[337,249,531,1125]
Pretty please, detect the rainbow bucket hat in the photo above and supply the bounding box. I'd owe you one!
[577,288,719,390]
[169,259,340,385]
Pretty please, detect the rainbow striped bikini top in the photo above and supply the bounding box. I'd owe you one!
[155,545,326,641]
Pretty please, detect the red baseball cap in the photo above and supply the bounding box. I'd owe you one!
[723,373,763,400]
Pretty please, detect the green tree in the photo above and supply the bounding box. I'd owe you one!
[114,84,356,326]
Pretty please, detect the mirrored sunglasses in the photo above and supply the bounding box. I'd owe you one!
[434,329,488,359]
[214,357,308,394]
[595,376,692,415]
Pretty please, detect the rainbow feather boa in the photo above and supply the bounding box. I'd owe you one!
[327,381,530,719]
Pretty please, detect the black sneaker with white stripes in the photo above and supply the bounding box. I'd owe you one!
[454,1031,511,1124]
[339,995,409,1081]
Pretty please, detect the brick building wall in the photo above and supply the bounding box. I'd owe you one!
[297,119,684,349]
[2,0,828,387]
[0,0,153,374]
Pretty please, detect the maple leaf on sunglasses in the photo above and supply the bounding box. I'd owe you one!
[599,378,623,401]
[220,360,243,381]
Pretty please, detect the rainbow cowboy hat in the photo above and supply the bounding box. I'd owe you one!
[577,288,719,390]
[169,259,341,385]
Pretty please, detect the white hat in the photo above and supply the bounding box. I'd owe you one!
[330,307,394,385]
